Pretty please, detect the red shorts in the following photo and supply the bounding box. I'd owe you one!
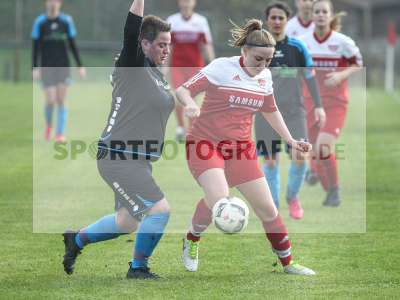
[306,102,348,144]
[171,67,202,89]
[186,137,264,187]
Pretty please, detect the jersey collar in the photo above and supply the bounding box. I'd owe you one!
[313,30,332,44]
[181,13,193,21]
[297,16,313,28]
[276,35,288,45]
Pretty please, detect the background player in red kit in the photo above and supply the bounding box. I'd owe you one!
[176,19,315,276]
[167,0,215,141]
[301,0,362,206]
[286,0,316,39]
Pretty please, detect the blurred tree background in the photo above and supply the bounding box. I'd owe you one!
[0,0,399,84]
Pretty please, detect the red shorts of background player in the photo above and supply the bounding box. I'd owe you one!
[171,67,202,89]
[185,136,264,188]
[306,101,348,144]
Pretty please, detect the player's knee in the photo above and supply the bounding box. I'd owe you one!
[116,208,138,233]
[148,198,170,215]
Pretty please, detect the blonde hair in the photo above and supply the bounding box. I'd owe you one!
[229,19,276,48]
[313,0,347,32]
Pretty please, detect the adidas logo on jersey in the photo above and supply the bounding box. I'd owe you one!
[233,75,241,81]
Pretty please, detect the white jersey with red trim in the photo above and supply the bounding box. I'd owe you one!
[167,13,213,67]
[183,56,277,143]
[301,30,363,102]
[286,16,315,39]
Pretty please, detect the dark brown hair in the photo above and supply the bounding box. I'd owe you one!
[140,15,171,42]
[265,1,292,19]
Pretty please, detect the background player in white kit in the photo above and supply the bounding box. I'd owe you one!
[286,0,315,39]
[167,0,215,142]
[301,0,362,206]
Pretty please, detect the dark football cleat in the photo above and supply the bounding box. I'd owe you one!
[126,263,160,280]
[323,187,341,207]
[62,230,82,275]
[305,169,319,186]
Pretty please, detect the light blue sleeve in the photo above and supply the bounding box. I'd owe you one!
[31,15,46,40]
[61,14,77,38]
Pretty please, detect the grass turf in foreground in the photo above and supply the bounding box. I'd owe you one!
[0,83,399,299]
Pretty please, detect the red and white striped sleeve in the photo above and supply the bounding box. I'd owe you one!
[342,35,363,66]
[182,72,211,97]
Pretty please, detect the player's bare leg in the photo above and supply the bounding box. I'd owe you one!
[183,168,229,272]
[236,177,315,275]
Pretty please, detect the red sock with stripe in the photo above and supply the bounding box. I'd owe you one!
[262,214,292,266]
[187,199,212,242]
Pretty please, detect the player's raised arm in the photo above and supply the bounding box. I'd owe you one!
[116,0,145,67]
[130,0,144,16]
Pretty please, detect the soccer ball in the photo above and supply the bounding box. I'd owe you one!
[212,197,249,234]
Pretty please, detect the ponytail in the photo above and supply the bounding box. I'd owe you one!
[330,11,347,32]
[229,19,276,48]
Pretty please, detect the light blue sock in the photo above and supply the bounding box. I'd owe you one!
[45,105,54,126]
[56,106,68,135]
[75,214,124,249]
[131,213,170,269]
[263,164,280,208]
[287,162,307,202]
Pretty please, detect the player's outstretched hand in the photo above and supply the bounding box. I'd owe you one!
[290,139,312,153]
[32,68,40,81]
[185,103,200,119]
[78,67,87,79]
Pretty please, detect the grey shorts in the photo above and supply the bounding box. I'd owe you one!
[255,107,307,157]
[41,68,71,89]
[97,158,164,220]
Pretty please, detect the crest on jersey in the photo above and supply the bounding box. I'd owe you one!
[328,44,339,52]
[51,22,59,31]
[258,79,266,88]
[274,50,284,58]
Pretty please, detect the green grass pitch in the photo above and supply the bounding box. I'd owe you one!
[0,80,399,299]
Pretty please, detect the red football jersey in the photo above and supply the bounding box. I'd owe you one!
[167,13,213,67]
[183,56,277,145]
[301,30,363,104]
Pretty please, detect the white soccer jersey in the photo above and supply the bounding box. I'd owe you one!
[301,30,363,100]
[286,16,315,39]
[183,56,277,142]
[167,13,213,67]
